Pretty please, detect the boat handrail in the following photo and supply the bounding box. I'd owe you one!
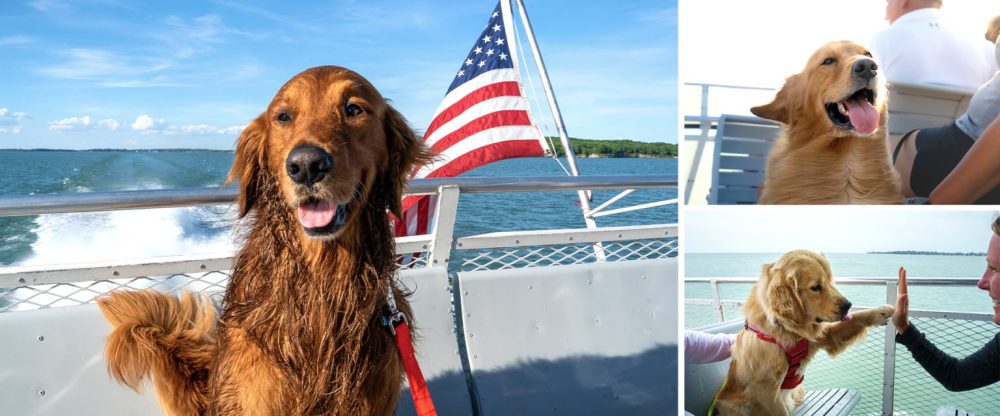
[0,175,677,217]
[0,174,678,309]
[685,276,981,286]
[683,82,775,92]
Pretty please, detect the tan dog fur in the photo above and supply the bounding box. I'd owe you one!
[753,41,902,204]
[713,250,894,415]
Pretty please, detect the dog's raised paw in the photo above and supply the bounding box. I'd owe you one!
[870,305,894,325]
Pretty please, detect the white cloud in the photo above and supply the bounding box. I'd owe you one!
[131,114,170,133]
[0,108,30,134]
[47,115,122,132]
[178,124,245,135]
[37,48,181,89]
[98,118,121,130]
[27,0,66,12]
[0,36,38,46]
[131,115,243,136]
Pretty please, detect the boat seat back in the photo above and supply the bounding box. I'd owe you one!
[887,82,974,138]
[709,115,780,204]
[684,320,742,415]
[455,258,678,415]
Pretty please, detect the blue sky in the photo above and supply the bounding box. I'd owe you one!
[0,0,677,150]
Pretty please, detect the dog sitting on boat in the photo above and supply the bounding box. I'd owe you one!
[97,66,431,415]
[752,41,903,204]
[711,250,893,415]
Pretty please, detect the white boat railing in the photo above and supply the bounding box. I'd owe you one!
[0,175,678,310]
[685,277,999,416]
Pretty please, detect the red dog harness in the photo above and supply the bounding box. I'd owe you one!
[744,321,809,389]
[384,274,438,416]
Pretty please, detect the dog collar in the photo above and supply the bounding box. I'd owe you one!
[744,320,809,389]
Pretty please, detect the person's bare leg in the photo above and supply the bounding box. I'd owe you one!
[890,131,920,198]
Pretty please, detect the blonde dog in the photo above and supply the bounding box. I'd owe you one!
[753,41,902,204]
[712,250,894,415]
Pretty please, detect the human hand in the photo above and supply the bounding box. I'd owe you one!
[893,267,909,334]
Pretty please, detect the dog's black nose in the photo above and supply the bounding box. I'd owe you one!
[839,300,853,317]
[286,145,333,186]
[852,58,878,80]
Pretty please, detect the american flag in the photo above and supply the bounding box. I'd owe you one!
[394,1,548,238]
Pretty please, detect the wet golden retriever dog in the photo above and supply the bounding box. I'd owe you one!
[753,41,902,204]
[712,250,894,415]
[97,66,430,415]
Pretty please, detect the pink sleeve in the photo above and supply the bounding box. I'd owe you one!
[685,330,738,364]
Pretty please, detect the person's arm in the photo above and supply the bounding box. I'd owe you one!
[896,324,1000,391]
[894,267,1000,391]
[929,113,1000,204]
[684,330,737,364]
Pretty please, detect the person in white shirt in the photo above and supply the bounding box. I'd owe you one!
[869,0,997,92]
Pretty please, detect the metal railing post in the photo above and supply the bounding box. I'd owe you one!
[882,281,898,415]
[699,84,711,140]
[710,279,725,323]
[427,185,461,267]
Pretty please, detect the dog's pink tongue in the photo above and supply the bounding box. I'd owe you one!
[844,97,879,134]
[297,200,337,228]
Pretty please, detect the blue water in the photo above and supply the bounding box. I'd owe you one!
[0,150,676,266]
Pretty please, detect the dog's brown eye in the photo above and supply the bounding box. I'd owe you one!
[811,284,822,292]
[821,58,836,66]
[864,51,872,58]
[345,103,364,117]
[277,112,291,123]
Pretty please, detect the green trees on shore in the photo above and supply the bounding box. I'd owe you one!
[546,137,677,158]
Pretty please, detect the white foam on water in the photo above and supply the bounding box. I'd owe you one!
[18,206,238,267]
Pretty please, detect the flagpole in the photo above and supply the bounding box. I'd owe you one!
[511,0,599,231]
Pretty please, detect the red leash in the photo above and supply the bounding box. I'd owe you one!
[393,319,437,416]
[384,274,438,416]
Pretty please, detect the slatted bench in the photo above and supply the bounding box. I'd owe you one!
[792,388,860,416]
[708,115,780,205]
[936,405,974,416]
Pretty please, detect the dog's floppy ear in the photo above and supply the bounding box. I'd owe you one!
[380,105,433,217]
[764,262,805,321]
[751,73,803,124]
[226,114,268,218]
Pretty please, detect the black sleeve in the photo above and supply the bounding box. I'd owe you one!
[895,323,1000,392]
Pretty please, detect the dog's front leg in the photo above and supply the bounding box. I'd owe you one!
[715,396,790,416]
[816,305,894,356]
[210,329,294,415]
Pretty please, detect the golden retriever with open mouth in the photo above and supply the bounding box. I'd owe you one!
[711,250,894,415]
[97,66,431,415]
[753,41,903,204]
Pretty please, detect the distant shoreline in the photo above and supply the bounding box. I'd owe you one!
[868,251,986,256]
[546,137,677,159]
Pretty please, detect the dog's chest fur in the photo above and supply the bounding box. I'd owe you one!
[208,193,405,415]
[762,129,902,204]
